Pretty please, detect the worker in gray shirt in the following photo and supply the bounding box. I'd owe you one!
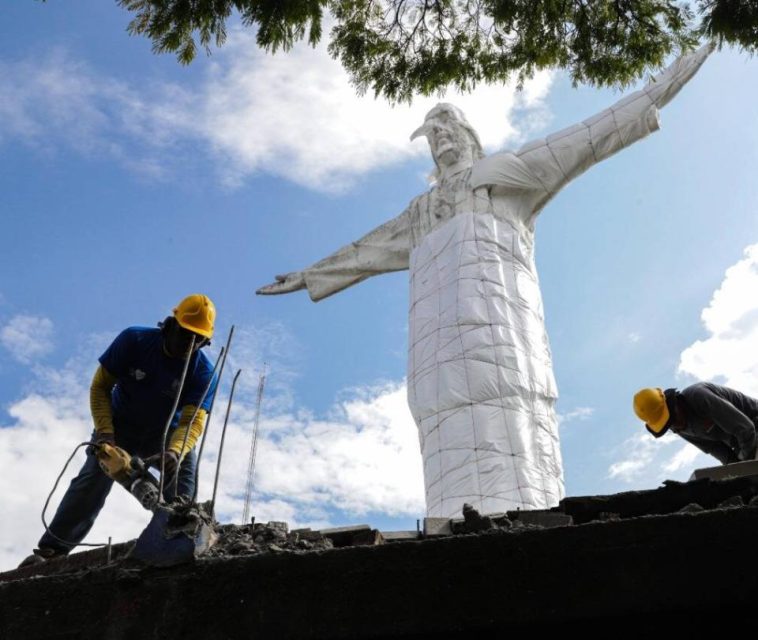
[633,382,758,464]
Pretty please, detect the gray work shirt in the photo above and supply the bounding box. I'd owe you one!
[675,382,758,464]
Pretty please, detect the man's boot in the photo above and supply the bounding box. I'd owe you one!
[17,547,65,568]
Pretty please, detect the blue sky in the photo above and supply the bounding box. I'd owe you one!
[1,2,758,569]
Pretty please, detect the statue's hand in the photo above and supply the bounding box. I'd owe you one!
[256,272,306,295]
[645,43,714,109]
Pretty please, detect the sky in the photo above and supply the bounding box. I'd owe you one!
[1,2,758,571]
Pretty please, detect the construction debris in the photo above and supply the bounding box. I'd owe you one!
[206,521,335,558]
[690,459,758,481]
[423,517,452,537]
[514,510,573,528]
[678,503,705,514]
[462,503,497,531]
[382,531,419,542]
[717,495,744,508]
[131,500,217,566]
[318,524,384,547]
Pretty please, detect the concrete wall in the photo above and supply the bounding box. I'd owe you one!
[2,505,757,639]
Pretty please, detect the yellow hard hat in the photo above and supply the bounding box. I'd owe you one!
[633,387,670,434]
[173,294,216,339]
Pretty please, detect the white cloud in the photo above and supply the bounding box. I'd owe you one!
[0,37,554,192]
[206,380,424,526]
[196,31,554,189]
[607,431,711,485]
[679,243,758,395]
[0,49,188,180]
[661,444,701,474]
[0,314,54,364]
[557,406,594,428]
[0,323,424,571]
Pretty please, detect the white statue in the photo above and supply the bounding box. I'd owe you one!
[258,45,712,518]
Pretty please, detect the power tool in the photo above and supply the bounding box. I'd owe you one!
[94,443,216,565]
[95,443,161,511]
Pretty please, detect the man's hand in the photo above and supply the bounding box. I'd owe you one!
[146,451,180,479]
[157,451,179,484]
[161,451,179,479]
[96,433,116,446]
[256,272,306,295]
[88,432,115,455]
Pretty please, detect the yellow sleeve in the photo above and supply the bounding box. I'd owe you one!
[168,406,207,459]
[90,365,117,435]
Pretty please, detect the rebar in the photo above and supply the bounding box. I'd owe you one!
[210,368,242,517]
[193,325,235,501]
[158,334,195,502]
[242,365,267,523]
[171,345,226,497]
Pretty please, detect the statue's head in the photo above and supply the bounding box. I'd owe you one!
[411,104,484,180]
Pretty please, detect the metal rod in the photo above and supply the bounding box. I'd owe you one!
[107,537,112,563]
[242,364,267,523]
[158,334,196,502]
[172,345,225,498]
[193,325,235,502]
[210,368,242,517]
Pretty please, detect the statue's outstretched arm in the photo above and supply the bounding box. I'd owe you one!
[257,209,410,302]
[510,43,713,209]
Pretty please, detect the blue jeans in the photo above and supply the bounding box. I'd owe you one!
[39,431,197,554]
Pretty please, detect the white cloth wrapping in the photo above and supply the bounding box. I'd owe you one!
[293,45,712,517]
[409,212,562,517]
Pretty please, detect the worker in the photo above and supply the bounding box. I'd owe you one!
[633,382,758,464]
[20,294,219,567]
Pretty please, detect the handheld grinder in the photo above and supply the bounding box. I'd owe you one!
[96,443,161,511]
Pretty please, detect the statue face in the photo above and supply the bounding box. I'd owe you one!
[411,104,481,178]
[425,111,472,168]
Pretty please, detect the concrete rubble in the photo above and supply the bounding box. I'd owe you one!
[206,521,390,558]
[207,521,336,557]
[4,472,758,638]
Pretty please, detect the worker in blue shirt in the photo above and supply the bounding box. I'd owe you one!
[21,294,219,566]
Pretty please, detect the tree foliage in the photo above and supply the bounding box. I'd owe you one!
[115,0,757,102]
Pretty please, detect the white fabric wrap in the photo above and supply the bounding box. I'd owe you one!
[293,45,712,518]
[408,212,562,517]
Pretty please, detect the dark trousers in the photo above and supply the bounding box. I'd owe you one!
[39,430,197,554]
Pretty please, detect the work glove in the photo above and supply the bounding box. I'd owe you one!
[87,432,115,455]
[160,451,180,479]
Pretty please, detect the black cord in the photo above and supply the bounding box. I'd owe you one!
[41,442,109,549]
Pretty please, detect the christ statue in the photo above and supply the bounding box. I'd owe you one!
[258,45,712,518]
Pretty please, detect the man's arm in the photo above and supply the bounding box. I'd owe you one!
[677,432,739,465]
[489,44,713,211]
[169,357,218,459]
[257,209,410,302]
[686,384,758,461]
[90,365,117,441]
[168,405,208,460]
